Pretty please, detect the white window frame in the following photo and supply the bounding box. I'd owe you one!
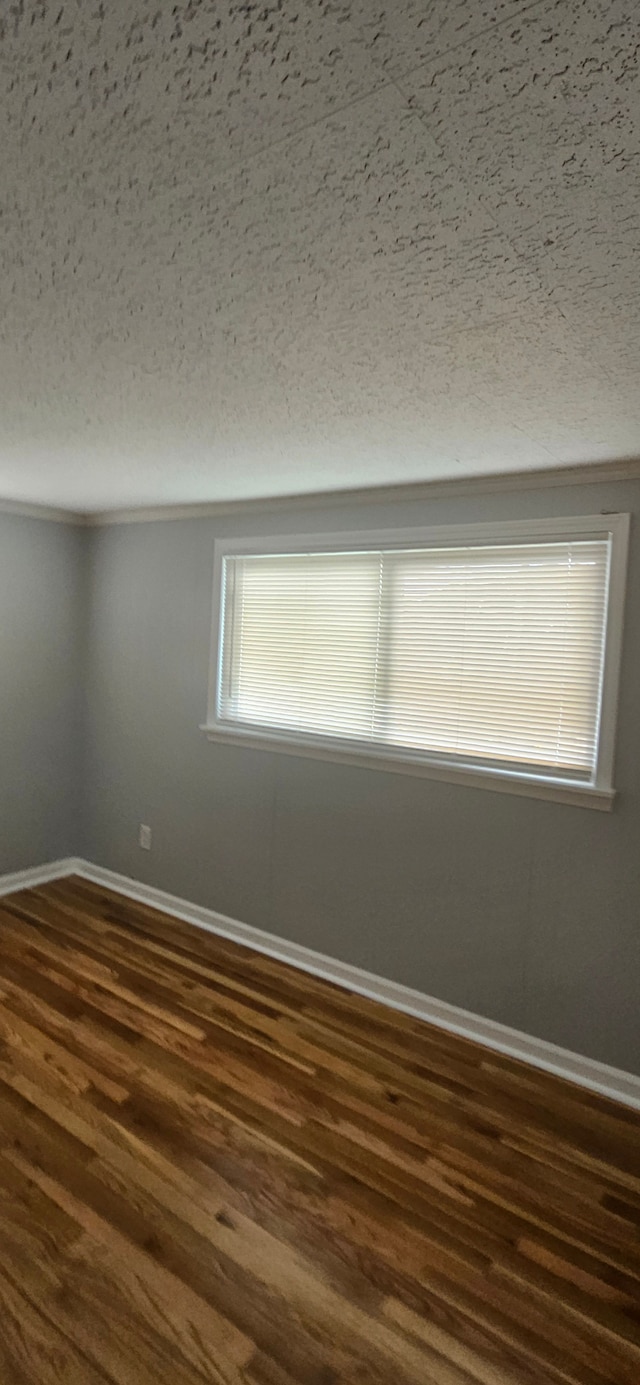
[201,513,630,810]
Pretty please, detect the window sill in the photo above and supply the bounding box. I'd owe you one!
[200,725,615,811]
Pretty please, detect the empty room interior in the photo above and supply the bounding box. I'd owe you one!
[1,2,640,1382]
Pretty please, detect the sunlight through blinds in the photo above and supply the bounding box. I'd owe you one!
[218,540,610,781]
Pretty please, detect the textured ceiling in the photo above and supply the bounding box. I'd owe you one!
[1,0,639,511]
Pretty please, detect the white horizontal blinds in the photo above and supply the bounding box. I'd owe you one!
[221,553,382,737]
[219,539,609,780]
[378,542,608,776]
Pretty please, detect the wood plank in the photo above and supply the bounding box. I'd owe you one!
[0,874,637,1383]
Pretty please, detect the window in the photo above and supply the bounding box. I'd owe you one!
[203,515,629,808]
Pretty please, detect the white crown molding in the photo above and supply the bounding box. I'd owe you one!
[2,855,637,1111]
[82,457,640,526]
[1,458,640,528]
[0,498,84,525]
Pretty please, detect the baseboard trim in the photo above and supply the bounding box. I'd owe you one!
[47,859,637,1112]
[0,857,81,898]
[2,855,639,1110]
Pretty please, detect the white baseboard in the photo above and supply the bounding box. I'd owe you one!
[2,855,640,1111]
[0,856,81,898]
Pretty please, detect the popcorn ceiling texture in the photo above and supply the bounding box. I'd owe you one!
[0,0,638,510]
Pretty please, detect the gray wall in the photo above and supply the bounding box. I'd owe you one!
[0,511,87,873]
[3,483,636,1070]
[81,474,640,1075]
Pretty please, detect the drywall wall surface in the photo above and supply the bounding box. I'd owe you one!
[82,476,640,1072]
[0,512,87,872]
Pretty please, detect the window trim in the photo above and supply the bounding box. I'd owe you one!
[201,513,630,811]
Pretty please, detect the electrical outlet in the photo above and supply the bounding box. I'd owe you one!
[139,824,152,850]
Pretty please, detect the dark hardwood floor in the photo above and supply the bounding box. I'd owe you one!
[0,876,638,1383]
